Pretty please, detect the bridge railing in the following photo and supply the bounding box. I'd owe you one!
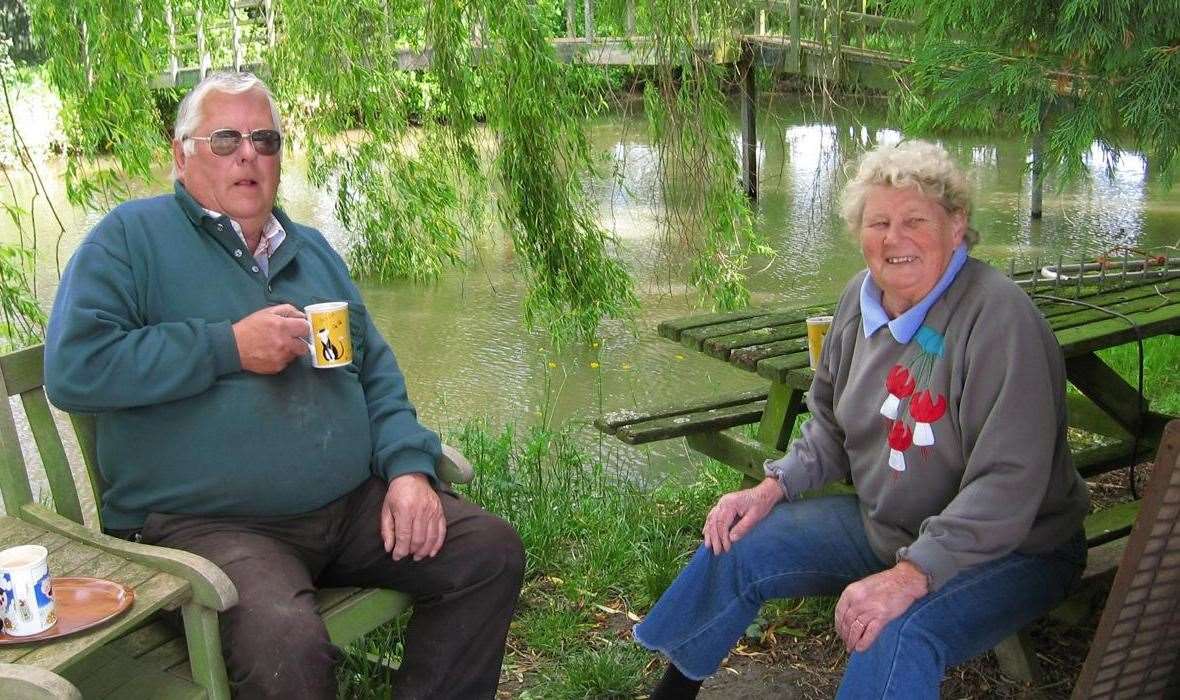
[157,0,274,88]
[149,0,919,84]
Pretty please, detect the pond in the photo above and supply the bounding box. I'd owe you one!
[5,95,1180,485]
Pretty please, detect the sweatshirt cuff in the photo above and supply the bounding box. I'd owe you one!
[895,538,957,592]
[763,455,811,502]
[378,448,439,484]
[208,320,242,375]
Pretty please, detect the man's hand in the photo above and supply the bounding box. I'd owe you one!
[380,473,445,562]
[834,560,929,653]
[702,477,785,554]
[232,304,309,374]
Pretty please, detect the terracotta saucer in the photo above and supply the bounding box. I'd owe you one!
[0,577,135,645]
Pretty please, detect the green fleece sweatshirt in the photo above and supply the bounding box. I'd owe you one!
[45,183,441,529]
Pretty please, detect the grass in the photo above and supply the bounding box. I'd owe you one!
[1097,335,1180,416]
[335,418,743,698]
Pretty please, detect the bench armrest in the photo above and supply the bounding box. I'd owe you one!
[19,505,237,611]
[438,444,474,485]
[0,662,81,699]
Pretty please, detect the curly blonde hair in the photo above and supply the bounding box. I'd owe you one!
[840,140,978,247]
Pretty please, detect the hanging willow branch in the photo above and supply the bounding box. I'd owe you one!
[642,0,771,310]
[24,0,780,340]
[26,0,174,209]
[889,0,1180,186]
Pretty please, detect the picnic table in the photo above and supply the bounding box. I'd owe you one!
[599,268,1180,489]
[596,264,1180,683]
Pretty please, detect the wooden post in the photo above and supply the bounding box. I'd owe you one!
[759,8,767,36]
[229,0,243,71]
[584,0,594,42]
[565,0,575,39]
[1031,131,1045,219]
[197,7,210,79]
[166,2,179,86]
[757,384,805,452]
[264,0,276,48]
[625,0,636,36]
[789,0,801,72]
[740,47,758,200]
[830,0,843,84]
[182,603,231,700]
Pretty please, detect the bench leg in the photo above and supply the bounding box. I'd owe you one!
[182,602,231,700]
[993,630,1042,684]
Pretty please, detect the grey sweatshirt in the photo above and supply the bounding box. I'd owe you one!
[766,258,1090,591]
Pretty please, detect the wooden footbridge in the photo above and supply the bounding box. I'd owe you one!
[147,1,917,200]
[156,1,911,86]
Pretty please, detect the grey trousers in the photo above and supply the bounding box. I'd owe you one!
[133,478,524,700]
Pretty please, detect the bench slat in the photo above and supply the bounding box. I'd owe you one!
[755,350,813,386]
[616,401,767,445]
[1057,301,1180,357]
[658,310,765,342]
[595,390,768,434]
[730,337,808,370]
[1074,440,1159,479]
[1085,500,1141,546]
[1046,292,1179,334]
[680,312,807,351]
[20,390,85,525]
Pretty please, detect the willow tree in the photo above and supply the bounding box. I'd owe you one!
[642,0,771,310]
[890,0,1179,211]
[23,0,773,341]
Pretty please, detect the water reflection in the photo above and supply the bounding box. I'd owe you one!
[4,98,1180,483]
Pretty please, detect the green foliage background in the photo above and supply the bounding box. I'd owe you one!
[18,0,781,343]
[890,0,1180,184]
[7,0,1178,349]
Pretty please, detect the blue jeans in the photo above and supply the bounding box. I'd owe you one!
[633,495,1086,698]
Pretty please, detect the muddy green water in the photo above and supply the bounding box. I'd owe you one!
[6,97,1180,483]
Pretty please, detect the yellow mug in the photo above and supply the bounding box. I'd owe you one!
[805,315,833,371]
[305,302,352,369]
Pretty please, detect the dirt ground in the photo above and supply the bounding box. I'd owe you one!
[695,612,1097,699]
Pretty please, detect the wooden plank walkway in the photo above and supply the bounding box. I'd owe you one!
[147,0,917,87]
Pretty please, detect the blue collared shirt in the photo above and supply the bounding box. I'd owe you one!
[860,244,968,343]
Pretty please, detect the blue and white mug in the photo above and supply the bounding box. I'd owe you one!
[0,544,56,636]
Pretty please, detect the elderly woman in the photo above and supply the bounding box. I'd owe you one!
[635,140,1090,698]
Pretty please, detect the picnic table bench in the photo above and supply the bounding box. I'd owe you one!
[598,268,1180,682]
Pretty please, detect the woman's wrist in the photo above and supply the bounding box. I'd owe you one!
[891,560,930,599]
[756,476,786,506]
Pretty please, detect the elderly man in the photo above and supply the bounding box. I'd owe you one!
[44,72,524,699]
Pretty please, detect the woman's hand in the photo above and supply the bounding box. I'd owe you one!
[834,560,929,652]
[702,477,785,554]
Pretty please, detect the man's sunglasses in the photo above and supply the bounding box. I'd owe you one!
[186,128,282,157]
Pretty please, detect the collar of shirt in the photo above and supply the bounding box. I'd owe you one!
[203,209,287,262]
[860,243,969,343]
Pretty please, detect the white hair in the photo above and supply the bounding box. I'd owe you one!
[173,72,282,166]
[841,140,978,247]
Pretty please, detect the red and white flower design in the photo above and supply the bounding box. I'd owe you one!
[880,364,916,420]
[887,420,913,473]
[909,390,947,448]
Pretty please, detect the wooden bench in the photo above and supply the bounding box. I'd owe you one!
[1071,420,1180,699]
[0,344,473,698]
